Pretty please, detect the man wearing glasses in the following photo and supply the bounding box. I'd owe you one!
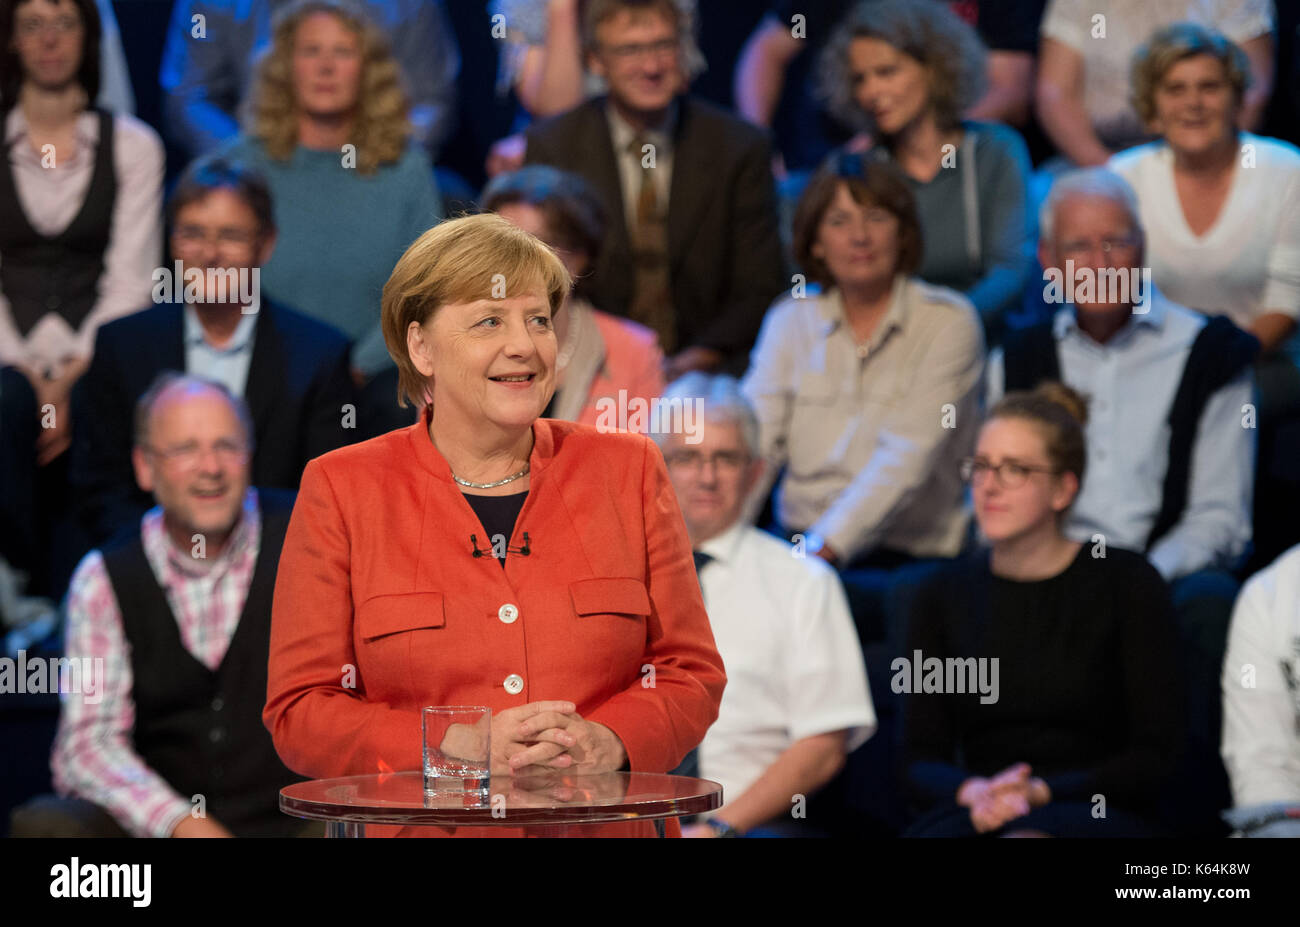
[24,373,314,836]
[655,373,875,838]
[989,166,1258,835]
[524,0,785,382]
[70,158,355,551]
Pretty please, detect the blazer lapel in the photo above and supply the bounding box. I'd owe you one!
[667,98,709,273]
[162,307,185,371]
[586,99,631,263]
[243,302,280,443]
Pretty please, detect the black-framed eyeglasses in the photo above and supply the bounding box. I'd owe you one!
[960,457,1058,489]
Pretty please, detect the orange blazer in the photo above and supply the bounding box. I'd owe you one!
[264,406,727,837]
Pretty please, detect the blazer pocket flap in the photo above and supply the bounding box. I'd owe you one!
[359,592,446,640]
[569,578,651,617]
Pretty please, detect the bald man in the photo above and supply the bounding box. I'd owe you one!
[29,372,311,837]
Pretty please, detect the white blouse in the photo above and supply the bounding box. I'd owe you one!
[1109,134,1300,334]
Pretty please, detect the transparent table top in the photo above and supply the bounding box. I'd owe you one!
[280,771,723,826]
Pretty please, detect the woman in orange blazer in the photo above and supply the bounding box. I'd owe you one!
[264,213,726,837]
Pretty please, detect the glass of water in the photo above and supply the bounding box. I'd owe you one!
[422,706,491,799]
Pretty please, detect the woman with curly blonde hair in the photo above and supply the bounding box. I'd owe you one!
[817,0,1032,343]
[246,0,409,175]
[218,0,443,436]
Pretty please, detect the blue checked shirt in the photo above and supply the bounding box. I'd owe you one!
[988,290,1255,581]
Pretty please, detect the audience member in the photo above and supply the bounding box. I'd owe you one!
[1110,25,1300,570]
[1220,542,1300,837]
[1036,0,1275,167]
[991,167,1258,833]
[1110,23,1300,414]
[0,0,163,461]
[817,0,1034,340]
[218,0,442,437]
[903,383,1183,837]
[159,0,459,160]
[0,0,163,598]
[35,374,311,836]
[492,0,703,119]
[656,373,875,838]
[525,0,785,380]
[742,158,984,640]
[483,165,664,427]
[737,0,1049,175]
[485,0,703,177]
[71,158,355,551]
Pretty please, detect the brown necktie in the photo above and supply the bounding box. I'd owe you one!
[626,135,675,353]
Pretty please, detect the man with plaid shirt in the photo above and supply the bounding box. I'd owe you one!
[28,372,308,836]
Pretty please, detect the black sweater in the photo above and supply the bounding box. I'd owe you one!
[902,545,1184,812]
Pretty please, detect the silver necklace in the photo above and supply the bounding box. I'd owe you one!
[452,463,530,490]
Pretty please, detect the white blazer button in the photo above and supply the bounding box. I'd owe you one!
[498,603,519,624]
[503,674,524,695]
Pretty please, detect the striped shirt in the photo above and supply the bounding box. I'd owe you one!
[51,489,261,837]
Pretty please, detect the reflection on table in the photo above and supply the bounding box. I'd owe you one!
[280,770,723,837]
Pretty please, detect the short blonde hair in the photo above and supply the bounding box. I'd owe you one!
[1131,22,1251,127]
[245,0,411,174]
[381,214,572,409]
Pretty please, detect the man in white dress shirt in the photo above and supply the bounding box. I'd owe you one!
[1221,543,1300,837]
[655,372,875,837]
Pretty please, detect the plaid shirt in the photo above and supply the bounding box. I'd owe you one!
[51,489,261,837]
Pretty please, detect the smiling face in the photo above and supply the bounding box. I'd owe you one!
[971,417,1077,544]
[588,7,683,118]
[407,292,558,433]
[813,182,902,291]
[169,189,274,305]
[132,384,252,547]
[291,11,363,120]
[1150,53,1239,157]
[848,36,931,135]
[1040,192,1144,315]
[12,0,84,92]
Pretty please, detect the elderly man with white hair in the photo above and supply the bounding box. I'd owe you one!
[988,166,1258,835]
[654,372,875,837]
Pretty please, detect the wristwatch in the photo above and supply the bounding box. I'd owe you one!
[704,817,740,838]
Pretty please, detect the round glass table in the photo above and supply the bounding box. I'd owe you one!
[280,771,723,837]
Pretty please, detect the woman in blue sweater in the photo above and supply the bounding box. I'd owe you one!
[817,0,1033,343]
[219,0,443,435]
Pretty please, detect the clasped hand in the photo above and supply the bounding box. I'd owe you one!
[490,700,626,778]
[956,762,1051,834]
